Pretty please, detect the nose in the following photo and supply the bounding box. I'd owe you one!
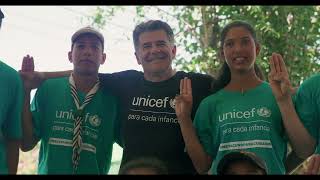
[83,46,93,56]
[150,45,161,54]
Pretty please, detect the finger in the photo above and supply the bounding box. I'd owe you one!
[311,155,320,174]
[269,54,276,75]
[180,79,184,95]
[183,77,188,95]
[186,78,192,95]
[276,53,288,74]
[273,53,281,73]
[306,156,316,174]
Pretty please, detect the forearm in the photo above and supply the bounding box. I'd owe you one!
[6,139,20,174]
[278,98,316,158]
[43,70,72,80]
[179,117,212,174]
[21,91,37,152]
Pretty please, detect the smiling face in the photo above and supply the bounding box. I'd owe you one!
[135,30,176,76]
[68,34,106,76]
[221,26,260,74]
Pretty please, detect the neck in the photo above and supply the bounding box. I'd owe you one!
[226,69,262,92]
[72,73,98,93]
[143,68,176,82]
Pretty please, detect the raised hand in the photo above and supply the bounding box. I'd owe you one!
[21,55,34,72]
[19,55,44,91]
[175,77,192,123]
[268,53,292,102]
[304,154,320,175]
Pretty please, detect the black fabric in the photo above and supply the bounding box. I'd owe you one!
[99,70,213,174]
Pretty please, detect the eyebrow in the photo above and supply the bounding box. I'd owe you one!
[225,36,251,42]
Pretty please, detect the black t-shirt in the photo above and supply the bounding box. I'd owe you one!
[99,70,213,174]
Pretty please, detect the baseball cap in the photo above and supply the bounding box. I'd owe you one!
[71,26,104,47]
[217,151,267,175]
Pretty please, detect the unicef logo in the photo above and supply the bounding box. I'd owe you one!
[169,98,176,109]
[257,107,271,118]
[89,115,101,127]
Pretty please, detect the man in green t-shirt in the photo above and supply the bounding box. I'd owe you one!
[20,27,119,174]
[0,8,23,174]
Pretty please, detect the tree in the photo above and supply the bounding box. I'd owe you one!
[89,6,320,86]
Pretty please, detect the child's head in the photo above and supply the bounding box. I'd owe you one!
[119,157,168,175]
[213,20,264,93]
[217,151,267,175]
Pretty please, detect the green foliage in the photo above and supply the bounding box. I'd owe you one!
[89,6,320,86]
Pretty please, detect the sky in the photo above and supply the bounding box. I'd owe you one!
[0,6,143,73]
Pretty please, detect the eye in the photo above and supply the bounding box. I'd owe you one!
[76,44,85,49]
[157,42,167,47]
[143,44,152,49]
[241,39,250,46]
[224,41,233,48]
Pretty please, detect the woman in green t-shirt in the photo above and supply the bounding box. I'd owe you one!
[174,20,315,174]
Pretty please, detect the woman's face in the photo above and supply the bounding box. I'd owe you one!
[221,26,260,74]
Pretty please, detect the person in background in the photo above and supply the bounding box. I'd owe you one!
[119,157,168,175]
[216,151,267,175]
[0,8,24,174]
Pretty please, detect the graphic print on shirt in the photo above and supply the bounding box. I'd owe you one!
[218,106,273,152]
[48,109,101,154]
[127,95,179,124]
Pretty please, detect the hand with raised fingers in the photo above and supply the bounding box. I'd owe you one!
[19,55,44,91]
[268,53,293,102]
[175,77,193,124]
[303,154,320,175]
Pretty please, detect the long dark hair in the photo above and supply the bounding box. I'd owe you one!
[212,20,265,93]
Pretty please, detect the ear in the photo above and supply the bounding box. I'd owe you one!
[171,45,177,59]
[68,51,73,63]
[100,53,106,65]
[135,52,142,65]
[256,43,261,56]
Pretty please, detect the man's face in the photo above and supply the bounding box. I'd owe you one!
[135,30,176,75]
[68,34,106,76]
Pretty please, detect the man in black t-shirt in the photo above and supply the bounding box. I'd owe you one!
[98,20,213,174]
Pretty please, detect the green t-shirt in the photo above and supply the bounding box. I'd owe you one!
[0,60,23,174]
[194,82,287,174]
[31,77,118,174]
[295,74,320,154]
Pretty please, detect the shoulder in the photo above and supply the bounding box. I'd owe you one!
[300,74,320,90]
[99,70,143,80]
[40,77,68,89]
[0,61,21,81]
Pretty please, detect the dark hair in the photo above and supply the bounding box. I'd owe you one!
[119,157,168,175]
[133,20,174,51]
[217,151,267,175]
[212,20,264,93]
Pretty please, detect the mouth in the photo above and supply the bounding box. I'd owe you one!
[232,57,247,64]
[79,59,95,64]
[146,54,168,62]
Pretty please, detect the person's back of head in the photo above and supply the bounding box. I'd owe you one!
[217,151,267,175]
[0,8,4,29]
[119,157,168,175]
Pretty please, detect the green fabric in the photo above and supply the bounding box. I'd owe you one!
[295,74,320,154]
[31,77,118,174]
[194,82,287,174]
[0,60,23,174]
